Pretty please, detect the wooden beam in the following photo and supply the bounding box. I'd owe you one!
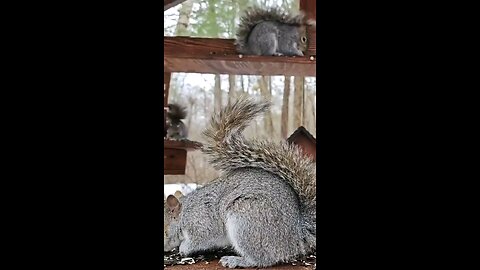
[164,140,202,151]
[164,37,316,77]
[164,0,188,11]
[164,73,171,107]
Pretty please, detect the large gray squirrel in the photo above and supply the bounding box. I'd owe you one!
[163,97,316,268]
[235,6,316,56]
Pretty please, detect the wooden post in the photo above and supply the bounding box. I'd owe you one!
[164,73,171,107]
[164,73,171,136]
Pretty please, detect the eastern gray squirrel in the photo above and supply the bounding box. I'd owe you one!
[165,103,188,140]
[164,97,316,268]
[235,6,316,56]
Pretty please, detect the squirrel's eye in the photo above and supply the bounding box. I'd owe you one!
[301,36,307,43]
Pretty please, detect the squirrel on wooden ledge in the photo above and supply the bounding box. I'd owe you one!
[165,103,188,141]
[235,6,316,56]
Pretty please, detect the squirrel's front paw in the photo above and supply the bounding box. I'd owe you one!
[219,256,253,269]
[179,241,192,256]
[295,50,305,57]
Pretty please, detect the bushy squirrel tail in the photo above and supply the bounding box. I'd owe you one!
[235,6,316,54]
[167,103,187,123]
[201,96,316,209]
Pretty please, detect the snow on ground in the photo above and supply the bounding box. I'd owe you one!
[164,184,200,198]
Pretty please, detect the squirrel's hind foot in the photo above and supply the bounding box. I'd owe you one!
[219,256,255,269]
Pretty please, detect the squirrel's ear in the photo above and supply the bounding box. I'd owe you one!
[174,190,184,198]
[166,195,181,211]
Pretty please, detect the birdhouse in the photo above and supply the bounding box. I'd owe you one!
[287,126,316,161]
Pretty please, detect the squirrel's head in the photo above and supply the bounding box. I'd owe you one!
[164,193,183,252]
[298,25,308,53]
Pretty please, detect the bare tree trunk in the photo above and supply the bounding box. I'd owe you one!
[203,86,208,118]
[187,155,197,183]
[175,1,194,36]
[293,76,305,128]
[310,89,316,134]
[240,75,245,94]
[186,96,195,128]
[305,86,316,131]
[214,74,222,113]
[281,76,291,138]
[267,77,274,136]
[294,0,300,9]
[228,75,236,106]
[259,76,274,135]
[311,90,316,125]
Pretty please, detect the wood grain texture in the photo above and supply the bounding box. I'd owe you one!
[163,140,201,175]
[300,0,317,56]
[164,0,188,11]
[164,148,187,175]
[164,73,171,107]
[164,37,316,76]
[164,140,202,151]
[291,136,316,161]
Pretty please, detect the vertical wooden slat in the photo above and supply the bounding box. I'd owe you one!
[300,0,316,56]
[164,72,171,136]
[164,72,171,107]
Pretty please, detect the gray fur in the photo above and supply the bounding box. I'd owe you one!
[166,103,188,140]
[247,22,304,56]
[164,97,316,268]
[235,6,316,56]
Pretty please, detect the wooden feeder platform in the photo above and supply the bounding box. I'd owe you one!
[164,249,315,270]
[165,260,314,270]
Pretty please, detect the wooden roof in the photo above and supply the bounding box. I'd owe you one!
[287,126,316,145]
[287,126,316,161]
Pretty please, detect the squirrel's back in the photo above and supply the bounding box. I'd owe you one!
[178,167,310,267]
[164,96,316,268]
[201,96,316,210]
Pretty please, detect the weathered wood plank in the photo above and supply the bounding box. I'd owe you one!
[164,0,188,11]
[164,37,316,76]
[164,73,171,107]
[164,148,187,175]
[164,140,202,151]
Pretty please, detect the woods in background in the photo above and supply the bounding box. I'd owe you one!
[164,0,316,184]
